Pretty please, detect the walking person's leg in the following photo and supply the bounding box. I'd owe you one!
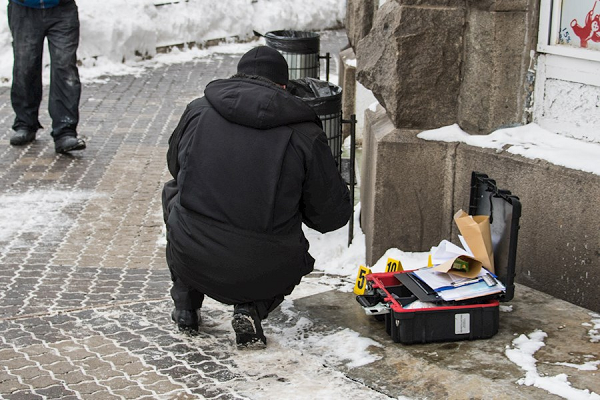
[46,1,85,153]
[8,3,45,145]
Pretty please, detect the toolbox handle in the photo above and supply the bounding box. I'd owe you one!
[488,189,495,223]
[356,296,375,308]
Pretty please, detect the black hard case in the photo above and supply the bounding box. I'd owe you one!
[361,172,521,344]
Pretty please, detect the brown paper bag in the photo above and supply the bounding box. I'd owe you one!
[433,255,483,278]
[453,209,495,273]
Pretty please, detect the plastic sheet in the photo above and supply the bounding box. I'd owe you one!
[287,78,341,115]
[288,78,343,165]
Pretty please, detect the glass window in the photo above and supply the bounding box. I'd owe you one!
[558,0,600,51]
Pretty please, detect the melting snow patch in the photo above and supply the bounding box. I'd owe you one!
[586,313,600,343]
[303,328,383,368]
[553,360,600,371]
[0,190,97,243]
[506,330,600,400]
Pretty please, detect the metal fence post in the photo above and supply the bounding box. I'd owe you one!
[342,114,357,246]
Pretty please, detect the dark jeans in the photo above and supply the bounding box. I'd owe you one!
[168,266,289,320]
[8,1,81,140]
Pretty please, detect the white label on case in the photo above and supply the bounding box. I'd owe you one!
[455,313,470,334]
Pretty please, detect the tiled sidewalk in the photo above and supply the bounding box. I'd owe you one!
[0,31,381,400]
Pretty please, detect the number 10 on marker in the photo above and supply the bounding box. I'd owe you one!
[385,257,403,273]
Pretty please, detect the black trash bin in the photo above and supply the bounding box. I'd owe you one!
[288,78,343,168]
[264,30,320,80]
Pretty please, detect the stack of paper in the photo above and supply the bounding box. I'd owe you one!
[412,267,505,301]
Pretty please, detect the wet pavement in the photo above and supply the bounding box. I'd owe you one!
[0,30,598,400]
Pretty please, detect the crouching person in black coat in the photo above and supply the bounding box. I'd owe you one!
[162,46,352,348]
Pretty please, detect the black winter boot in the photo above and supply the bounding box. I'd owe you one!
[171,308,201,333]
[55,135,86,154]
[232,303,266,349]
[10,129,36,146]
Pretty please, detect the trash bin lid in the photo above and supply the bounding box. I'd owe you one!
[265,30,320,54]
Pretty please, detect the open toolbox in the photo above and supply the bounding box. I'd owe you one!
[357,172,522,344]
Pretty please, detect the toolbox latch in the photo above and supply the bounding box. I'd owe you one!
[356,289,391,316]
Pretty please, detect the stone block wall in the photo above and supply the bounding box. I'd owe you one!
[348,0,540,133]
[345,0,378,48]
[355,0,464,129]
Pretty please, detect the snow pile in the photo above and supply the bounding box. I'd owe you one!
[418,123,600,176]
[303,204,367,279]
[0,0,346,84]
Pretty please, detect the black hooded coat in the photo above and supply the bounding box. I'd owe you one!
[162,77,352,305]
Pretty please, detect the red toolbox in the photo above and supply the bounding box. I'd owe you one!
[357,172,521,344]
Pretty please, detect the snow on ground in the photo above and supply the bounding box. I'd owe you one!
[584,313,600,343]
[506,330,600,400]
[0,190,98,243]
[165,297,407,399]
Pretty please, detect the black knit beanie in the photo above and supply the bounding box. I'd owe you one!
[237,46,289,86]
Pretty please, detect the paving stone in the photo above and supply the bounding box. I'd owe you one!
[111,385,155,398]
[9,365,48,381]
[2,357,35,371]
[0,348,18,361]
[3,390,44,400]
[75,389,121,400]
[53,369,90,385]
[82,366,122,381]
[143,378,189,395]
[78,356,113,372]
[28,353,63,366]
[0,379,30,396]
[27,374,61,391]
[33,384,76,398]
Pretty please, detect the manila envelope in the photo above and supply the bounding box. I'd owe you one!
[433,210,495,278]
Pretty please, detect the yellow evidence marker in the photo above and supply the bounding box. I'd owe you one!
[385,257,403,273]
[353,265,372,295]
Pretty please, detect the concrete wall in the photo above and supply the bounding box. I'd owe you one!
[452,142,600,312]
[360,106,600,312]
[360,107,455,264]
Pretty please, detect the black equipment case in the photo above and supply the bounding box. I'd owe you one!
[357,172,522,344]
